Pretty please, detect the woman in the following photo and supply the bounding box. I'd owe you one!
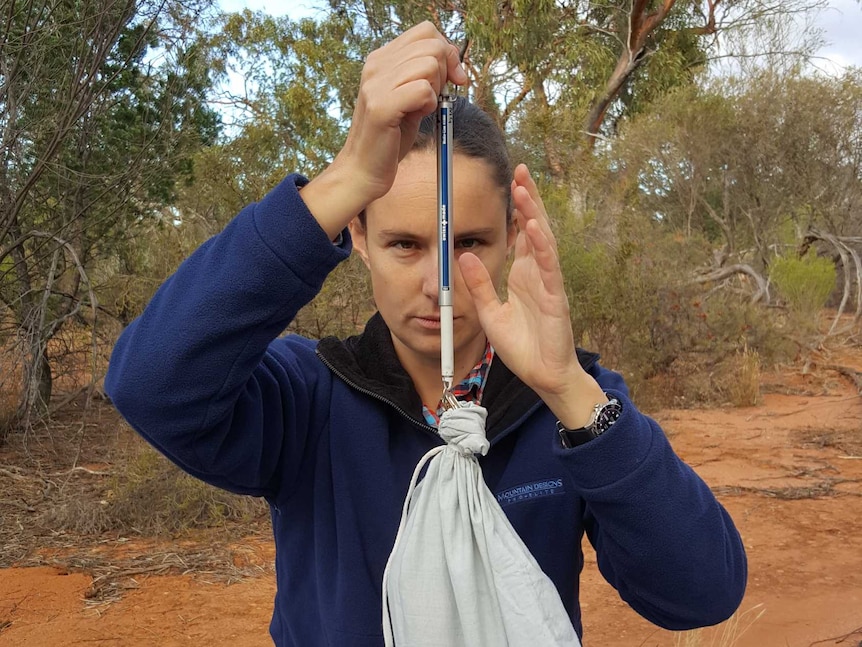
[106,21,747,646]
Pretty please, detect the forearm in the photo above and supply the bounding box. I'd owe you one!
[536,367,608,430]
[299,160,374,240]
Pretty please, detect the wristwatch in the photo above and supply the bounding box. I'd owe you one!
[557,397,622,448]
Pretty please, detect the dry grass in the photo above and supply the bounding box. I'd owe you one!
[634,347,762,411]
[725,346,761,407]
[26,544,274,606]
[675,604,765,646]
[0,397,270,602]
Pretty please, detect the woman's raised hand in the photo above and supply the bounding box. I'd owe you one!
[302,22,467,240]
[459,164,608,429]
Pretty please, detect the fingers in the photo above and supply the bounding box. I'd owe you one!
[400,22,468,85]
[524,220,565,295]
[361,24,466,137]
[380,21,467,89]
[512,164,558,256]
[458,252,502,320]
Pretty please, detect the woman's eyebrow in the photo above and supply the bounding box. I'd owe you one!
[377,229,424,239]
[376,227,496,240]
[455,227,496,238]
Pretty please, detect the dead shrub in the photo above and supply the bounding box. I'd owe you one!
[107,440,267,536]
[36,497,115,535]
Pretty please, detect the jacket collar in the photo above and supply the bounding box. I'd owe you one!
[315,312,600,441]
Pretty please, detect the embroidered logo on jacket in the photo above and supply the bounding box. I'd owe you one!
[495,479,565,507]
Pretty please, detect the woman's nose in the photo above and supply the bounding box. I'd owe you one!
[420,251,440,302]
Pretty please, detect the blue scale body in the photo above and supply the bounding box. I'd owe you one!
[437,95,456,390]
[437,96,455,305]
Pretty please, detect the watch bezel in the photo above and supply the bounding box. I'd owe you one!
[557,397,622,448]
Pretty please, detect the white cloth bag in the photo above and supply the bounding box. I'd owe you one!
[382,403,582,647]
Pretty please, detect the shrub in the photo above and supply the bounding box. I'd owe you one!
[560,225,717,403]
[769,252,836,319]
[557,221,793,408]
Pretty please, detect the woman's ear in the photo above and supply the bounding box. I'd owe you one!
[506,215,518,257]
[349,216,371,269]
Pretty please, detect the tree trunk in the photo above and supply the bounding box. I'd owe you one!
[20,347,53,417]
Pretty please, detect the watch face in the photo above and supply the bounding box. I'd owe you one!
[592,399,622,436]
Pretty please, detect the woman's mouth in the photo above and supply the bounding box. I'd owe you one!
[414,316,442,330]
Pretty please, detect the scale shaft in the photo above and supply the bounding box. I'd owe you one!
[437,95,455,390]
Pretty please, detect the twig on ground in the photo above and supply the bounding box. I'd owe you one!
[713,478,862,500]
[47,466,110,477]
[0,467,27,481]
[767,395,861,418]
[808,623,862,645]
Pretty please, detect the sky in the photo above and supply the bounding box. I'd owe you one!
[814,0,862,71]
[217,0,862,72]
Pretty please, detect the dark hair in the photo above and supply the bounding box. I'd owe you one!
[358,97,513,228]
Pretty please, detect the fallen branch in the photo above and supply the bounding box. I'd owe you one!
[823,364,862,395]
[692,263,769,304]
[807,229,862,335]
[0,467,27,481]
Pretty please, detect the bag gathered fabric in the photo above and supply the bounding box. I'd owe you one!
[382,402,582,647]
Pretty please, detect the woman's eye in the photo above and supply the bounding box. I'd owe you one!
[457,238,483,250]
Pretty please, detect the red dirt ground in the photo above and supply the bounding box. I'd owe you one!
[2,358,861,646]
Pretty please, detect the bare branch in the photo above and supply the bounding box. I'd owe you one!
[693,263,770,304]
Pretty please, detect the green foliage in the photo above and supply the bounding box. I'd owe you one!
[1,0,221,421]
[770,253,837,317]
[201,10,360,186]
[560,222,712,391]
[613,70,862,264]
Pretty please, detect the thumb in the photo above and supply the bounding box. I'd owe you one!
[459,253,501,320]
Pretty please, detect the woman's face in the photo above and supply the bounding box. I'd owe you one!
[351,151,515,370]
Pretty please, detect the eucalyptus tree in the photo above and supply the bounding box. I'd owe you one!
[320,0,824,185]
[0,0,219,428]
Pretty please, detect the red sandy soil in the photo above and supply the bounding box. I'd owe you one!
[2,358,861,646]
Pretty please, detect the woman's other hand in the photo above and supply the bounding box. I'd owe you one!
[459,164,607,429]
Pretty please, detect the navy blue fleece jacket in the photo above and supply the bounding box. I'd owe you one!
[105,174,747,646]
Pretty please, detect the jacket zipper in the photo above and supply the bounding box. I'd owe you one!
[315,348,442,442]
[314,346,575,448]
